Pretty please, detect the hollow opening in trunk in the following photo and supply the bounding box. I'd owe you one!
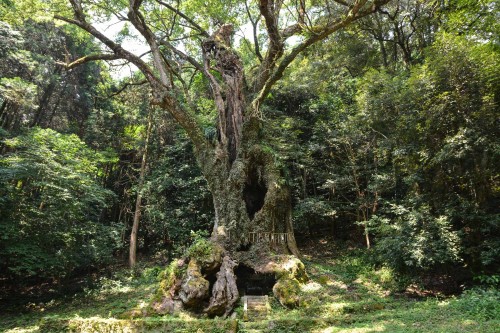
[205,271,218,298]
[243,165,267,220]
[237,243,252,251]
[235,264,275,296]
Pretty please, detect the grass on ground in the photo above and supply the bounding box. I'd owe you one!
[1,242,498,333]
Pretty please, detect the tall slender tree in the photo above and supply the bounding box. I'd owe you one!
[129,109,152,267]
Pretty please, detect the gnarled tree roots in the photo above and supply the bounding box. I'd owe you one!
[151,241,307,317]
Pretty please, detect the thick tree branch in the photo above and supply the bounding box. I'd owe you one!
[281,23,302,39]
[159,40,204,74]
[57,53,121,69]
[252,0,287,93]
[54,14,158,86]
[252,0,390,111]
[158,39,224,106]
[127,1,171,86]
[281,0,306,39]
[130,0,143,11]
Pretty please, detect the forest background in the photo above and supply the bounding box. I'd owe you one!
[0,0,499,324]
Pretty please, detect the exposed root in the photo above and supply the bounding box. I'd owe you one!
[204,256,239,317]
[153,241,308,316]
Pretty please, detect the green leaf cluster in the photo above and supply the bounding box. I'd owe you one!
[0,128,120,278]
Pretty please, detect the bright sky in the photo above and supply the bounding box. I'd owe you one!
[92,14,259,80]
[92,14,299,80]
[94,19,146,79]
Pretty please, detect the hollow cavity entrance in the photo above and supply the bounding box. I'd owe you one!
[243,165,267,220]
[235,264,275,296]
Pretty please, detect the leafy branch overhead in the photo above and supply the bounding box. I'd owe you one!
[55,0,390,152]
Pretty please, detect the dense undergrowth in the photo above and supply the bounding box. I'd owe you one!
[1,242,498,333]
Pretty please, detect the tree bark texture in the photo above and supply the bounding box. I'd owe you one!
[197,25,300,255]
[204,256,239,316]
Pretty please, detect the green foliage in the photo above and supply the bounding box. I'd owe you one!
[0,0,70,24]
[450,288,500,321]
[0,128,120,278]
[0,76,38,109]
[157,260,184,295]
[293,198,336,234]
[444,0,500,43]
[140,266,164,284]
[187,236,214,261]
[142,136,213,255]
[372,204,462,271]
[473,273,500,288]
[0,19,105,135]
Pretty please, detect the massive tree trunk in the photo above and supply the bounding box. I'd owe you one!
[155,153,304,315]
[152,133,304,316]
[204,145,299,257]
[198,24,300,256]
[153,25,303,317]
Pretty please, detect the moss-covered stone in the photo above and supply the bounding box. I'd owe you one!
[187,238,224,274]
[276,257,308,283]
[179,259,210,308]
[157,259,186,295]
[150,259,186,315]
[273,277,301,308]
[264,256,308,308]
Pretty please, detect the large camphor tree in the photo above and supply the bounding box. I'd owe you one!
[56,0,389,315]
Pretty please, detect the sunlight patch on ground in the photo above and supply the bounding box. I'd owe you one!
[302,281,322,292]
[318,302,349,318]
[314,325,385,333]
[4,326,39,333]
[137,300,148,309]
[437,300,451,306]
[353,278,388,296]
[327,279,348,290]
[461,319,479,326]
[178,311,199,321]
